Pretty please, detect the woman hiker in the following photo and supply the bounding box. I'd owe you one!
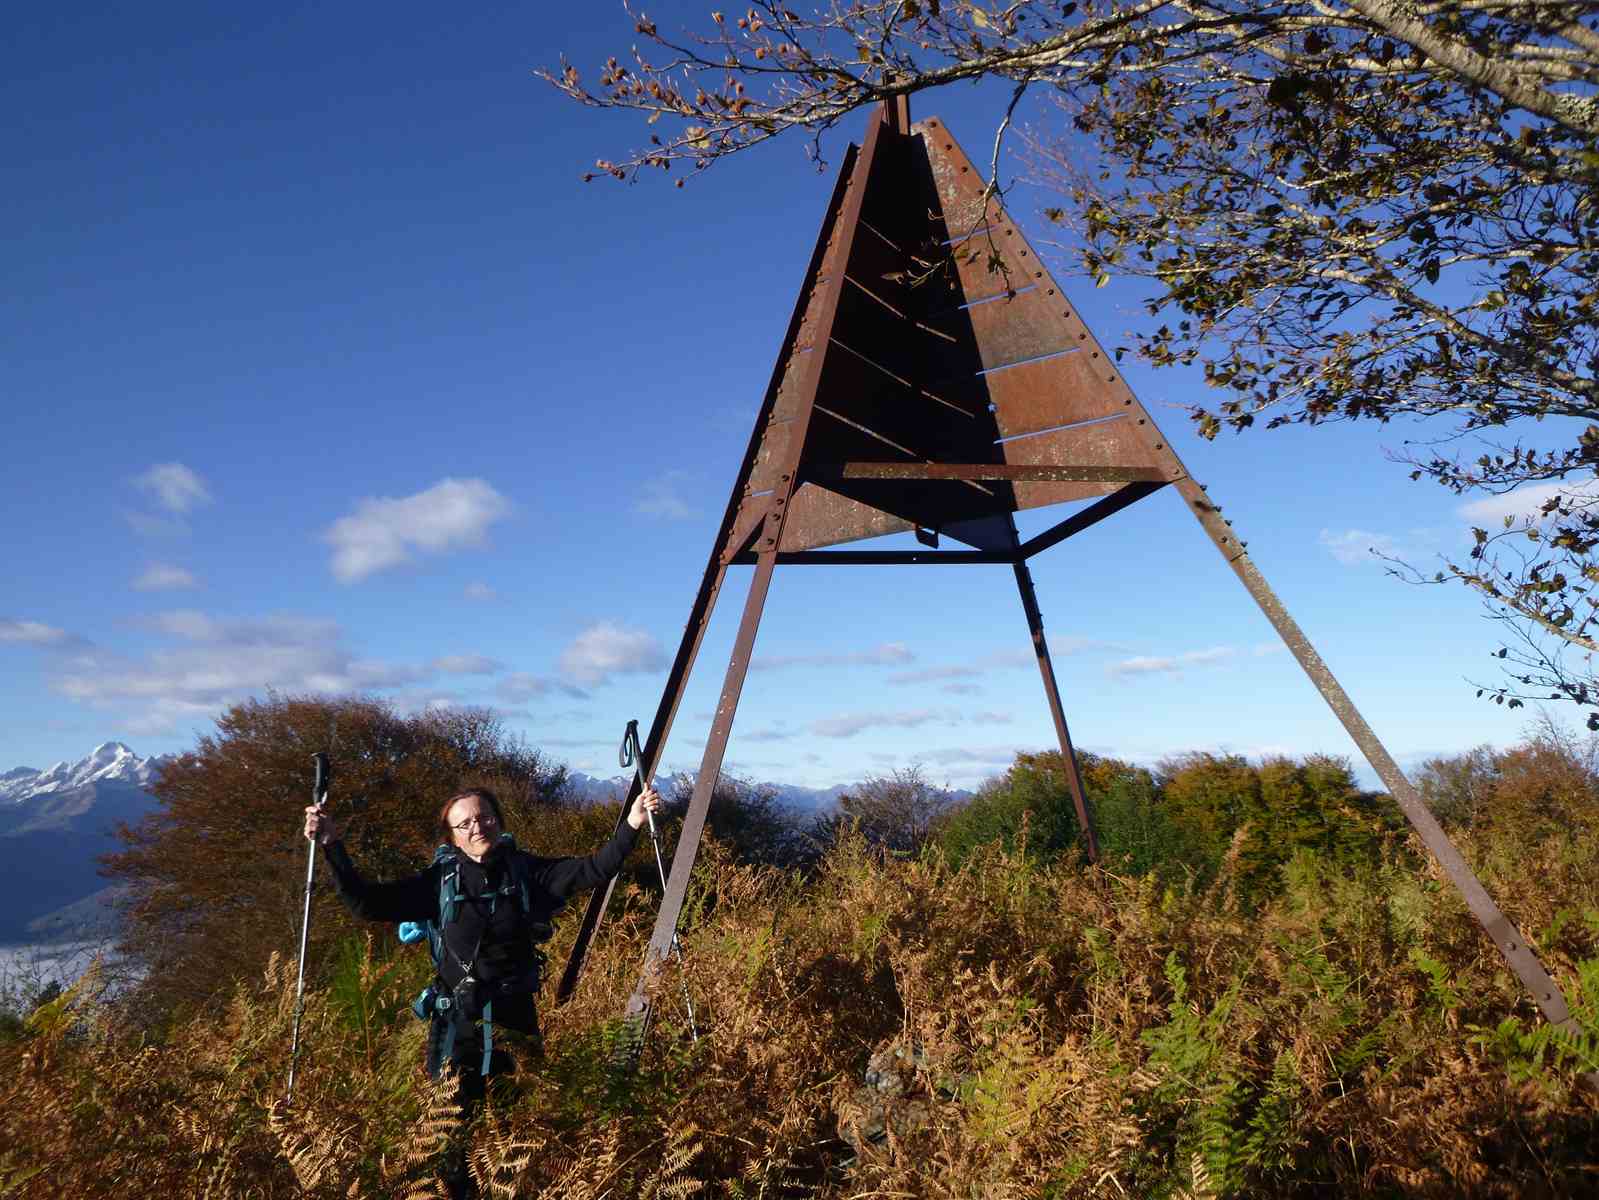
[304,783,660,1195]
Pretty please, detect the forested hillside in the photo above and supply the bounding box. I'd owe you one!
[3,695,1598,1197]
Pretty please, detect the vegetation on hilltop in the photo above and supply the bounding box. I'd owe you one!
[3,696,1599,1195]
[97,696,576,1024]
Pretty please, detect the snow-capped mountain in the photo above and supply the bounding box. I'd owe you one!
[0,743,168,941]
[1,742,163,805]
[0,742,168,837]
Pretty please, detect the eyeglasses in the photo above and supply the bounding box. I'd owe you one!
[450,813,498,834]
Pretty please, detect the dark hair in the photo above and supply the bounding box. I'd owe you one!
[438,787,505,838]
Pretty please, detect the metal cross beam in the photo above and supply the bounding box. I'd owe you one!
[729,548,1015,565]
[816,462,1173,483]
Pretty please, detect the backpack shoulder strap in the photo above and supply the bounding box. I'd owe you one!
[498,835,534,916]
[428,845,459,965]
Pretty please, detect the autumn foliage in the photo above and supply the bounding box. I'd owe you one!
[99,695,578,1022]
[4,701,1599,1195]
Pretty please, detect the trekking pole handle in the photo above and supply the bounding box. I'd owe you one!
[312,752,331,807]
[618,720,659,841]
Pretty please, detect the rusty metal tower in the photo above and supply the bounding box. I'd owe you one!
[557,100,1578,1047]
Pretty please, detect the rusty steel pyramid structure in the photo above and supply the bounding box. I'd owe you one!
[557,99,1578,1047]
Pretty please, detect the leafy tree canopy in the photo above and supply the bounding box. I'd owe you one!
[824,764,957,854]
[938,748,1093,867]
[936,746,1394,900]
[102,693,570,1021]
[548,1,1599,717]
[1418,712,1599,837]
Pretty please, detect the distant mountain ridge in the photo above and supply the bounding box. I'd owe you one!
[562,770,971,811]
[1,742,168,836]
[563,769,857,811]
[0,742,168,942]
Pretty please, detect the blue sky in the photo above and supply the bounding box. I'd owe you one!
[2,2,1577,790]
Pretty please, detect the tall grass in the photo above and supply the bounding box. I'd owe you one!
[3,826,1597,1198]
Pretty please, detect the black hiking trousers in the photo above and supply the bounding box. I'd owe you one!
[430,993,543,1200]
[425,990,543,1099]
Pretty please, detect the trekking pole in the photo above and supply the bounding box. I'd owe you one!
[619,719,698,1041]
[287,751,331,1102]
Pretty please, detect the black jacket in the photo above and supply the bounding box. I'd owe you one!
[322,823,638,995]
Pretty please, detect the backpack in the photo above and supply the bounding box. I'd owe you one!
[399,833,555,1077]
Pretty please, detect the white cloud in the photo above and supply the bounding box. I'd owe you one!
[147,609,343,646]
[50,610,434,735]
[496,672,587,703]
[133,463,212,513]
[888,643,1110,688]
[920,743,1031,766]
[1108,646,1238,679]
[1318,528,1404,566]
[324,478,511,583]
[967,710,1013,725]
[0,619,73,646]
[1458,480,1599,527]
[1181,647,1236,667]
[811,709,947,738]
[431,654,502,675]
[806,705,1019,738]
[499,676,543,701]
[123,699,217,737]
[888,664,982,685]
[558,622,667,688]
[1111,656,1182,677]
[132,563,198,591]
[385,688,468,715]
[741,727,795,742]
[463,581,500,602]
[636,470,697,520]
[754,643,914,671]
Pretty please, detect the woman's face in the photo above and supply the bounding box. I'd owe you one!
[445,794,500,861]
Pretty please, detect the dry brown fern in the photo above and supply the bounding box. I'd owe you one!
[267,1097,359,1193]
[540,1120,626,1200]
[371,1067,466,1199]
[637,1120,705,1200]
[466,1109,544,1199]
